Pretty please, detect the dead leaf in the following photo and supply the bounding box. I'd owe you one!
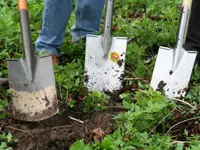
[90,127,105,142]
[173,110,181,119]
[78,87,87,101]
[113,25,119,31]
[67,94,73,102]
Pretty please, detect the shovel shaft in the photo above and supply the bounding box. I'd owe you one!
[18,0,36,81]
[177,0,192,48]
[18,0,28,11]
[183,0,192,8]
[101,0,114,57]
[176,7,190,50]
[173,0,193,70]
[19,10,35,58]
[18,0,34,58]
[103,0,113,37]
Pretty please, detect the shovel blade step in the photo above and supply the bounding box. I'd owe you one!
[150,46,197,98]
[7,56,59,122]
[84,35,127,92]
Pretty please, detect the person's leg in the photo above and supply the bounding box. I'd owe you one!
[184,0,200,62]
[70,0,105,43]
[36,0,74,57]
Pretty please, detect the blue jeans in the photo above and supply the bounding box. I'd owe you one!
[36,0,105,56]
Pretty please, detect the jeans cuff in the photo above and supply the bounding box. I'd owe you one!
[36,48,60,57]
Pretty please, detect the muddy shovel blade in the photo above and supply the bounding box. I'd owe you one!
[150,46,197,98]
[84,0,127,92]
[7,0,58,122]
[84,35,127,92]
[7,56,59,122]
[150,0,197,98]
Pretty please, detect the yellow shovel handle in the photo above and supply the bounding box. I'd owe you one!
[18,0,28,11]
[182,0,192,9]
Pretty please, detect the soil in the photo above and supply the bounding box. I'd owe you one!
[0,103,123,150]
[156,80,167,92]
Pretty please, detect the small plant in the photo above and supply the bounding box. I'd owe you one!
[84,91,110,112]
[115,88,175,133]
[0,133,18,150]
[54,59,84,102]
[0,87,9,118]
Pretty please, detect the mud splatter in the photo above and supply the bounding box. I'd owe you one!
[117,59,124,67]
[104,90,121,102]
[24,83,28,87]
[177,90,181,95]
[120,52,125,57]
[9,86,58,122]
[118,73,125,81]
[176,87,187,98]
[84,75,89,83]
[156,80,167,92]
[183,87,187,93]
[84,70,89,83]
[43,95,50,107]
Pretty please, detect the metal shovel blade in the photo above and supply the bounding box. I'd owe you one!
[7,56,59,122]
[84,35,127,92]
[150,46,197,98]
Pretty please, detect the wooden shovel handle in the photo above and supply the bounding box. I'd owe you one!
[18,0,28,11]
[182,0,192,9]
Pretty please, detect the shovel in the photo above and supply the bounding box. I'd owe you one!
[84,0,127,93]
[7,0,59,122]
[150,0,197,98]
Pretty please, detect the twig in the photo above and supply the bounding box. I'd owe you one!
[27,143,37,150]
[125,66,136,73]
[124,77,148,83]
[68,116,84,124]
[172,140,200,144]
[167,97,196,109]
[132,89,148,94]
[144,55,157,64]
[85,126,88,133]
[40,145,50,149]
[6,126,34,137]
[165,117,200,136]
[172,140,190,144]
[124,69,133,75]
[106,106,125,109]
[149,108,175,135]
[133,9,141,18]
[124,77,143,81]
[0,93,5,99]
[127,36,134,44]
[131,88,140,91]
[0,123,4,131]
[52,125,73,130]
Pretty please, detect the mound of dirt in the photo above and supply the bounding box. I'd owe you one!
[0,105,122,150]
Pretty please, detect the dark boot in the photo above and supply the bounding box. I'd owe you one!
[184,0,200,64]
